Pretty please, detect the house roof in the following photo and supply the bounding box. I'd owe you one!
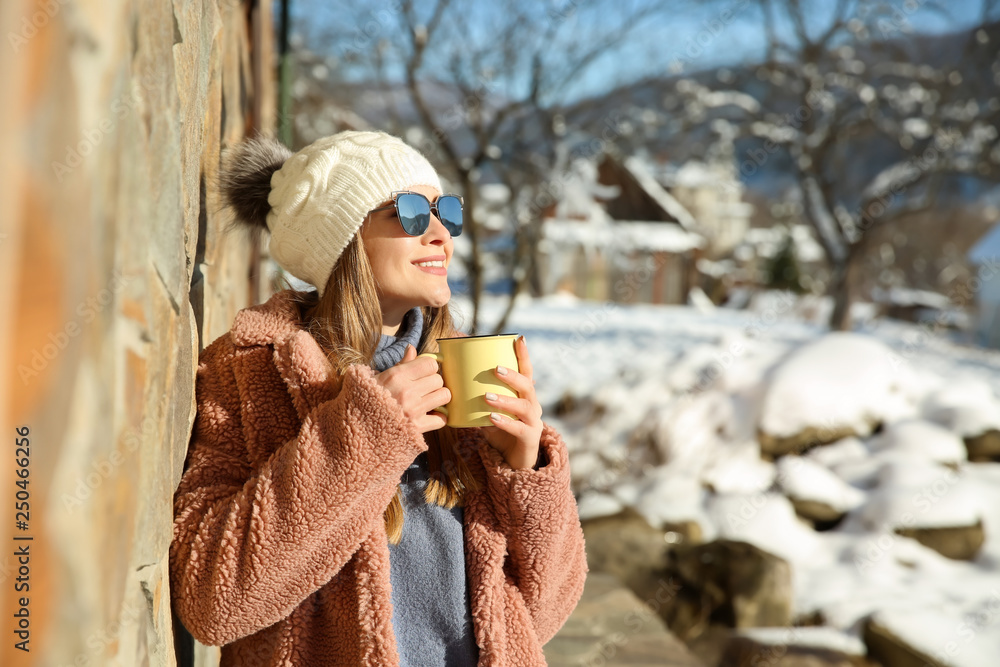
[542,218,704,254]
[969,222,1000,264]
[621,157,699,231]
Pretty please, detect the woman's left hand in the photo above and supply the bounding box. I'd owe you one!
[482,335,544,470]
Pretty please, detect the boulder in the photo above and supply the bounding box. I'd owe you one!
[580,507,673,602]
[662,520,703,546]
[894,519,986,561]
[544,572,705,667]
[790,499,846,528]
[867,419,967,465]
[661,539,793,641]
[758,333,913,459]
[965,428,1000,462]
[760,425,868,460]
[776,456,864,530]
[863,615,947,667]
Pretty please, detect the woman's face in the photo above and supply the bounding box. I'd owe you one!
[361,183,454,325]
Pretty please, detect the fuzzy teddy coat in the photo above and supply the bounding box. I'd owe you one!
[169,289,588,666]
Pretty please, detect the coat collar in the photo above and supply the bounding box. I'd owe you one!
[230,289,305,348]
[230,289,342,419]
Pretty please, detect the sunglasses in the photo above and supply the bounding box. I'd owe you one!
[368,191,464,237]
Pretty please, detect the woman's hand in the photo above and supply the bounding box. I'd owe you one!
[482,335,544,470]
[375,345,451,433]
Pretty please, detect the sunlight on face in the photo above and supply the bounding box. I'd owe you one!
[360,183,455,328]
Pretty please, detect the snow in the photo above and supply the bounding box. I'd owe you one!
[448,291,1000,667]
[777,456,866,512]
[804,436,869,468]
[923,380,1000,437]
[852,465,983,531]
[734,224,825,268]
[866,419,968,465]
[873,607,1000,667]
[759,332,917,440]
[737,626,866,655]
[707,493,823,565]
[541,218,705,254]
[576,491,624,521]
[872,286,952,309]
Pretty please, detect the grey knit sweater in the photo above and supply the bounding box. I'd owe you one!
[374,308,480,666]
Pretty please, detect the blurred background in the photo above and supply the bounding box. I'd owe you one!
[3,0,1000,665]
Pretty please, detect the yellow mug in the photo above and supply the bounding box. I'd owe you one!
[418,334,520,427]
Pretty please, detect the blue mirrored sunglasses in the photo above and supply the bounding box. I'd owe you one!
[368,191,464,237]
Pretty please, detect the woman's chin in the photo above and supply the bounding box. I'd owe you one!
[424,286,452,309]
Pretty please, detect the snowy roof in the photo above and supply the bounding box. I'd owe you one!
[621,157,699,231]
[968,223,1000,264]
[542,218,704,254]
[871,286,951,310]
[661,160,741,191]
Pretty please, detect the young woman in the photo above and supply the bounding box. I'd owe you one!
[169,130,588,666]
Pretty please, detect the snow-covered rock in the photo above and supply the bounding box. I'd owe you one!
[850,461,983,532]
[736,626,866,656]
[776,456,866,519]
[804,436,870,468]
[576,491,624,521]
[758,333,918,456]
[632,471,712,536]
[703,443,776,494]
[707,493,822,565]
[867,419,968,465]
[922,379,1000,462]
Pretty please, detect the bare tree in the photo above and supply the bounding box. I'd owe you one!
[307,0,678,332]
[676,0,1000,329]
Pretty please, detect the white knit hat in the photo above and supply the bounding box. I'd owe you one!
[264,131,442,297]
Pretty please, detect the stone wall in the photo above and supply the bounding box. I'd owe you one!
[0,1,274,665]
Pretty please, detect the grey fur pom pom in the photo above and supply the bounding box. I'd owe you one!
[218,135,293,243]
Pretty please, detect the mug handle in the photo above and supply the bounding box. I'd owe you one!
[417,352,448,418]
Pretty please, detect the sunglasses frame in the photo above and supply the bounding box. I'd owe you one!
[367,190,464,237]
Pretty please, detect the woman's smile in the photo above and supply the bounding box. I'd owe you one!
[413,254,448,275]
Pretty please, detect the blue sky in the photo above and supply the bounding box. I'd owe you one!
[293,0,995,103]
[562,0,993,100]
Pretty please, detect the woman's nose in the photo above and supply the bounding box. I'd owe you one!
[425,211,451,244]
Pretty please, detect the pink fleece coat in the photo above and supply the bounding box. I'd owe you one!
[169,289,588,666]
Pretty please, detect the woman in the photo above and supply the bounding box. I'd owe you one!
[169,130,588,666]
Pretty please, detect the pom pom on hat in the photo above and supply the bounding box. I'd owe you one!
[218,130,442,298]
[219,135,294,247]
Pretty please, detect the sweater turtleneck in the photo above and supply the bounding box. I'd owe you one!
[373,308,424,372]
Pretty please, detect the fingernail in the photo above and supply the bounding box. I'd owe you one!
[490,412,503,422]
[497,365,508,375]
[485,392,498,401]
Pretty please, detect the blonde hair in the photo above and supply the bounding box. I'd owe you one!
[278,232,480,545]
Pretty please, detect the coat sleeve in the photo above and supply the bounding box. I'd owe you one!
[471,422,589,644]
[169,336,426,646]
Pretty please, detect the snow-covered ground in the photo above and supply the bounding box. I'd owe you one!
[452,290,1000,667]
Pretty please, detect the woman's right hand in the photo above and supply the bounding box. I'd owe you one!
[375,344,450,433]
